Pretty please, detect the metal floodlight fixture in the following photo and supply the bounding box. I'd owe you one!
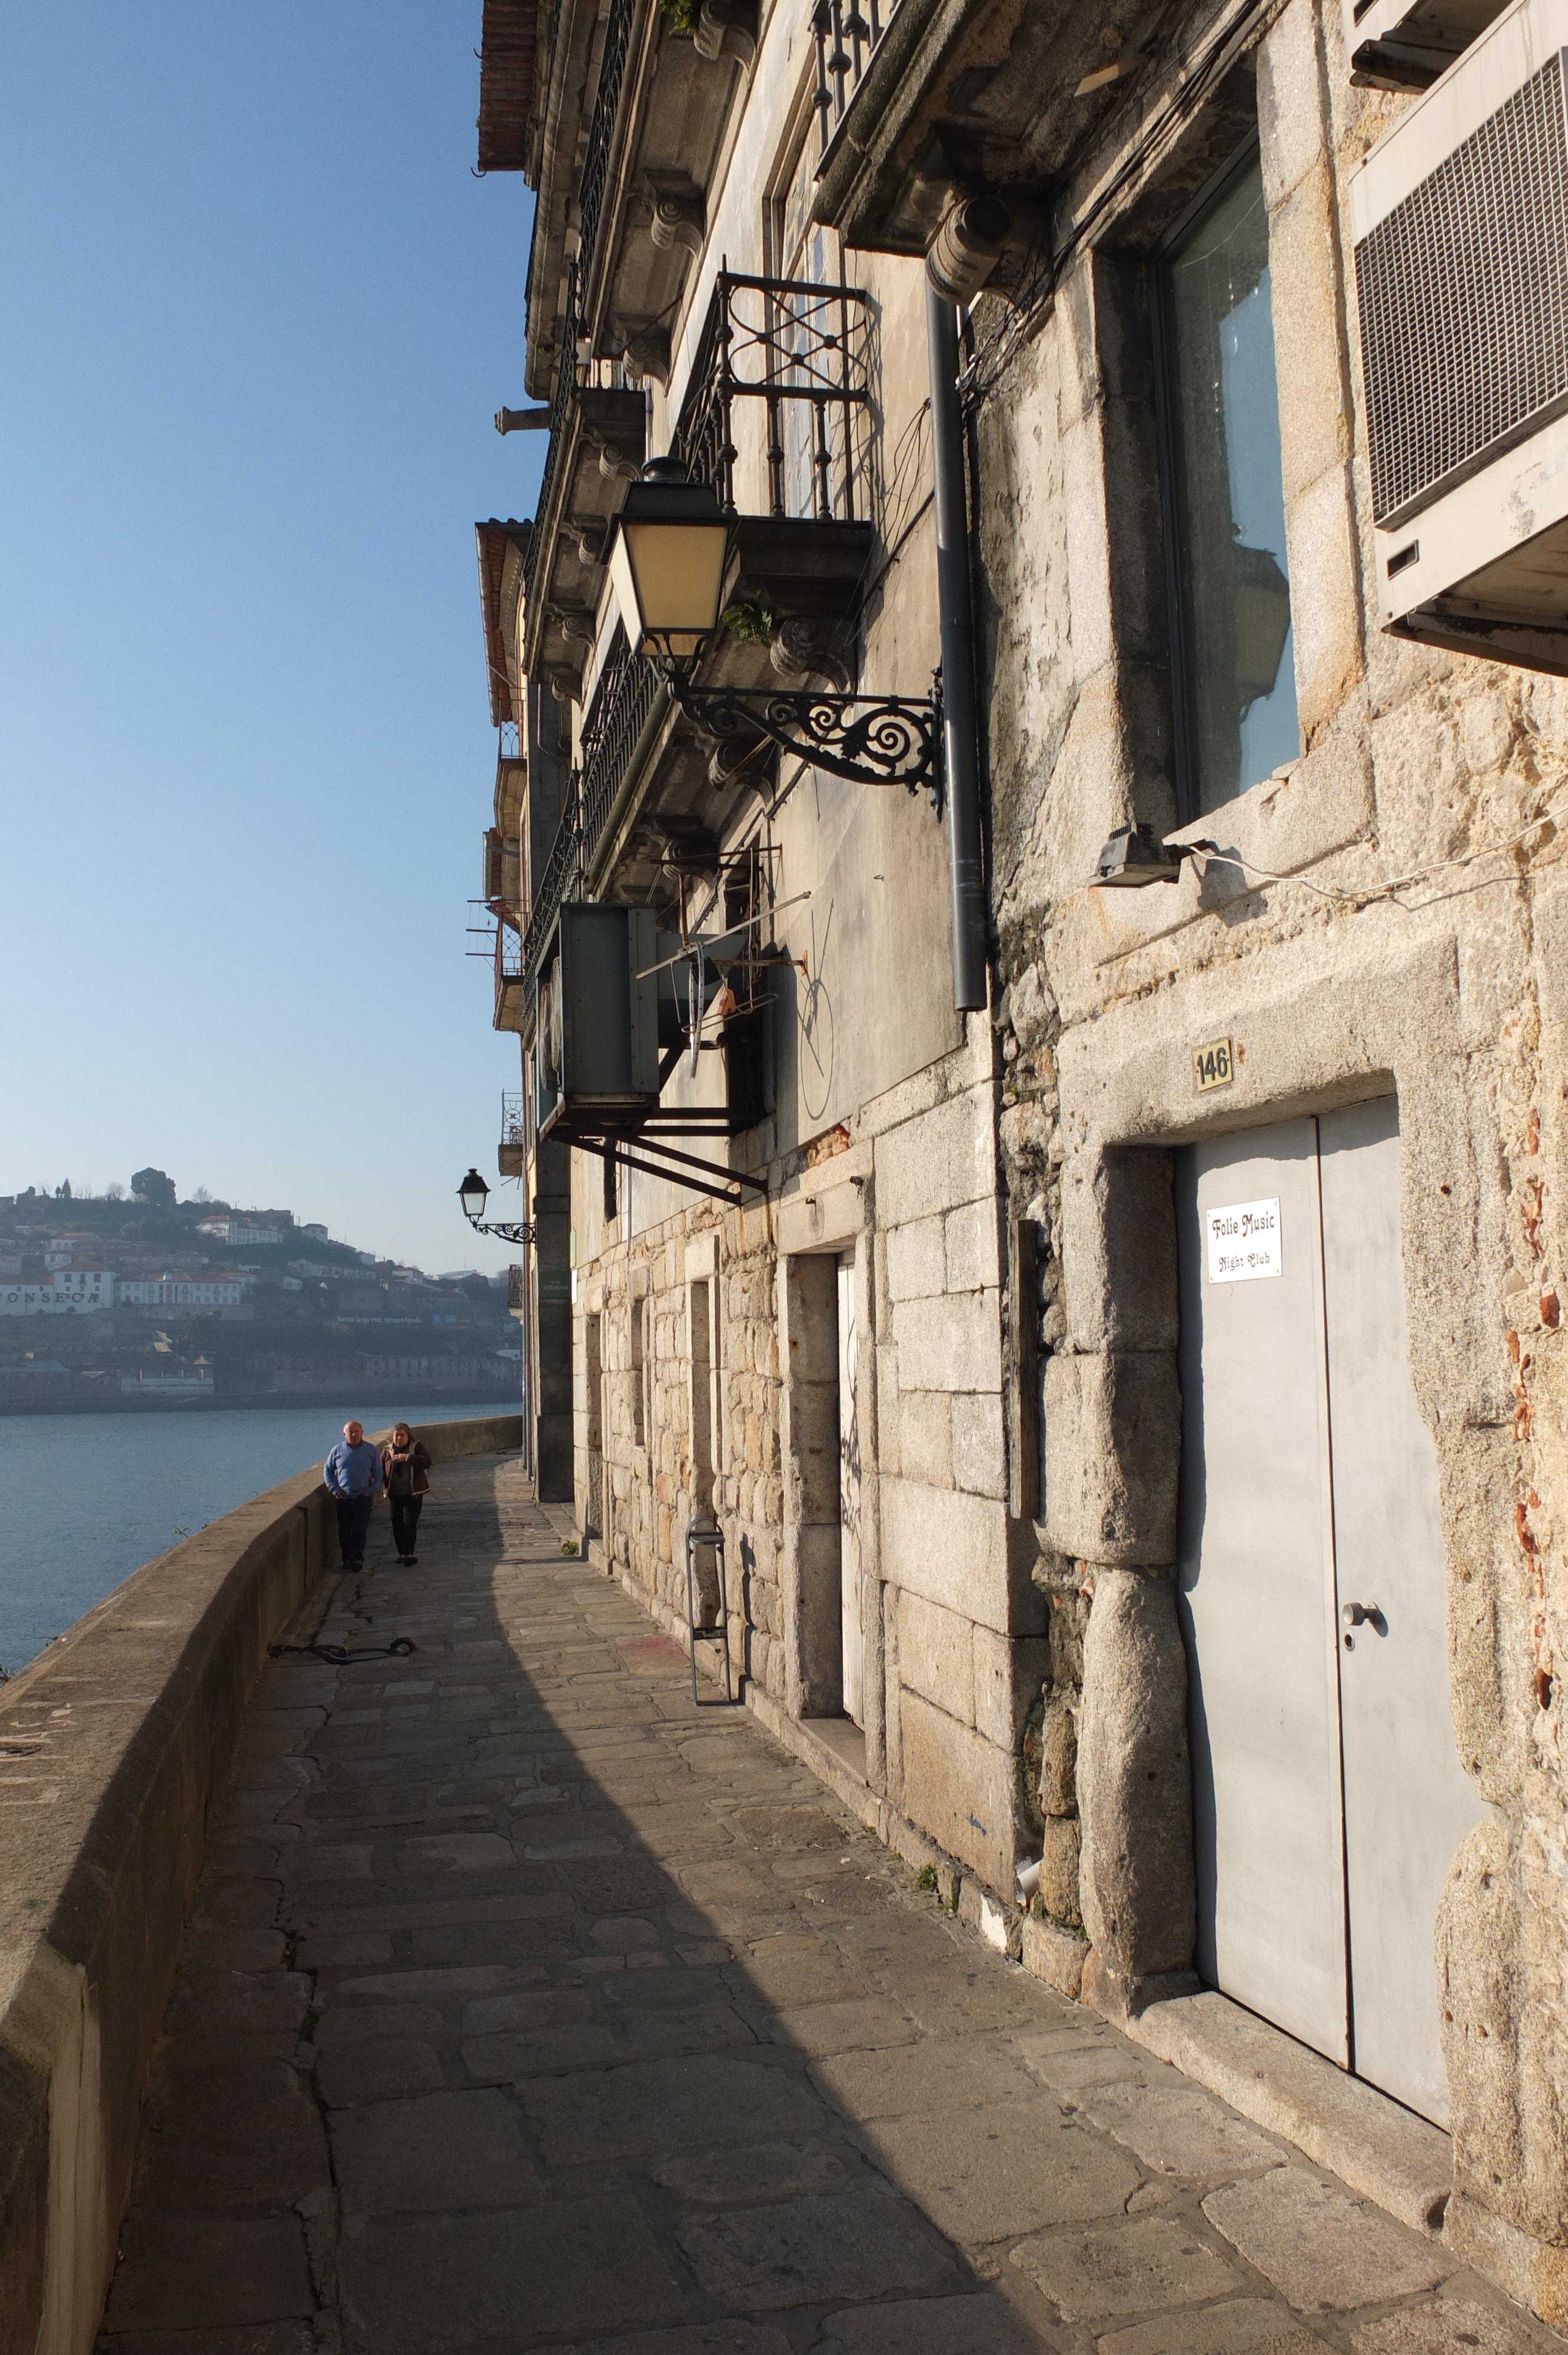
[1092,822,1190,888]
[606,457,731,661]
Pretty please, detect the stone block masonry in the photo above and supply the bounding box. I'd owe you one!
[90,1451,1561,2353]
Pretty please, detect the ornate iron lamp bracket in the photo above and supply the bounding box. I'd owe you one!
[465,1215,536,1246]
[665,666,944,809]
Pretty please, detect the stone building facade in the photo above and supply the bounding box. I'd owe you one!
[474,0,1568,2323]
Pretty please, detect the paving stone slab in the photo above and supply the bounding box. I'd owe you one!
[860,2105,1141,2244]
[315,2036,448,2107]
[1202,2171,1455,2313]
[1082,2081,1287,2178]
[99,2326,320,2355]
[522,2053,829,2165]
[559,2327,793,2355]
[105,2217,314,2332]
[651,2138,854,2204]
[330,2088,543,2214]
[817,2292,1051,2351]
[337,2196,686,2351]
[676,2185,955,2308]
[1097,2294,1333,2353]
[1347,2298,1553,2351]
[809,2034,1042,2120]
[1012,2215,1245,2322]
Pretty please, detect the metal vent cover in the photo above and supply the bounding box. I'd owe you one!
[1355,46,1568,525]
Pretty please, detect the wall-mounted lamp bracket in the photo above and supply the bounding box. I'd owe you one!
[664,666,945,808]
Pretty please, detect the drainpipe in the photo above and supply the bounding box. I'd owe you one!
[925,280,988,1014]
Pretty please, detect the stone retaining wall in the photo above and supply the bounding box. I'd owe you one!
[0,1413,521,2355]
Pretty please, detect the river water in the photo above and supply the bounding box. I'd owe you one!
[0,1401,508,1674]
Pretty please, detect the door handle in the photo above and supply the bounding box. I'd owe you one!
[1341,1602,1385,1632]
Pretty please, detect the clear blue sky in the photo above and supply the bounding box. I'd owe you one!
[0,5,543,1275]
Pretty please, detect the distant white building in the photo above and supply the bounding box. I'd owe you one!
[121,1369,215,1399]
[194,1217,283,1246]
[0,1270,111,1316]
[115,1273,247,1309]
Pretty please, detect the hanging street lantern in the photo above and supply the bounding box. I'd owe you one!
[456,1167,534,1245]
[604,459,944,802]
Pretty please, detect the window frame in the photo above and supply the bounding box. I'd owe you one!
[1149,130,1288,826]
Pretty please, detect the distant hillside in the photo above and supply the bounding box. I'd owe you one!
[0,1182,517,1412]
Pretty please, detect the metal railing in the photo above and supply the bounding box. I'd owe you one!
[813,0,901,154]
[516,626,665,1008]
[674,268,871,520]
[578,0,636,298]
[501,1091,527,1148]
[523,261,582,609]
[579,626,662,856]
[521,780,583,1007]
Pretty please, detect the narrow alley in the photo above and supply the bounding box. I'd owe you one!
[97,1456,1556,2354]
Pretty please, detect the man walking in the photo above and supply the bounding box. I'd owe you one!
[324,1419,381,1570]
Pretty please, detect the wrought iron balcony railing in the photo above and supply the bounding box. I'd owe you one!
[579,625,662,854]
[578,0,636,299]
[673,268,872,522]
[516,624,666,1011]
[813,0,902,156]
[522,261,581,609]
[501,1090,527,1149]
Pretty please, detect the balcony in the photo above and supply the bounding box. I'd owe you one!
[499,1089,529,1178]
[520,262,646,686]
[811,0,1164,260]
[494,924,528,1033]
[675,267,872,524]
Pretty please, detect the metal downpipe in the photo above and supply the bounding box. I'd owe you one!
[926,281,988,1014]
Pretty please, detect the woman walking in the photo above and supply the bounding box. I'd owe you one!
[381,1422,432,1563]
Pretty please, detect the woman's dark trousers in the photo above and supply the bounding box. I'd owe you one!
[390,1495,423,1557]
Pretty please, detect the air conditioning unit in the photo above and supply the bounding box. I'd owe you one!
[534,903,660,1139]
[1341,0,1508,88]
[1351,0,1568,672]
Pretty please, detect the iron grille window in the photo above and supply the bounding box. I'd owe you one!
[1355,51,1568,526]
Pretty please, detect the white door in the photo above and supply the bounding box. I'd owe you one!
[1177,1119,1347,2063]
[1318,1099,1486,2124]
[837,1255,863,1726]
[1177,1102,1484,2122]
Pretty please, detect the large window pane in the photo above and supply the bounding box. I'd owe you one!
[1161,154,1299,816]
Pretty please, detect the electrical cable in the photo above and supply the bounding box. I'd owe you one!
[266,1555,417,1668]
[1094,790,1568,966]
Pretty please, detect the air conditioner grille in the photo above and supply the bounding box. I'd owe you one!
[1356,49,1568,523]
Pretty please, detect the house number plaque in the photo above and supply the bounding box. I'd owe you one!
[1193,1037,1234,1092]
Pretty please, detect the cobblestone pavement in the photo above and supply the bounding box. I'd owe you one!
[98,1455,1560,2355]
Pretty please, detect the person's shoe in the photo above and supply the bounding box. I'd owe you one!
[406,1554,418,1564]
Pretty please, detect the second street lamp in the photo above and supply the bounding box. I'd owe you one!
[604,459,944,802]
[456,1168,534,1246]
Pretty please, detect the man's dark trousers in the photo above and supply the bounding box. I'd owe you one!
[334,1493,373,1567]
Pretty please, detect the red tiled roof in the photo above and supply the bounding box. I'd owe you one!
[476,519,531,729]
[477,0,542,176]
